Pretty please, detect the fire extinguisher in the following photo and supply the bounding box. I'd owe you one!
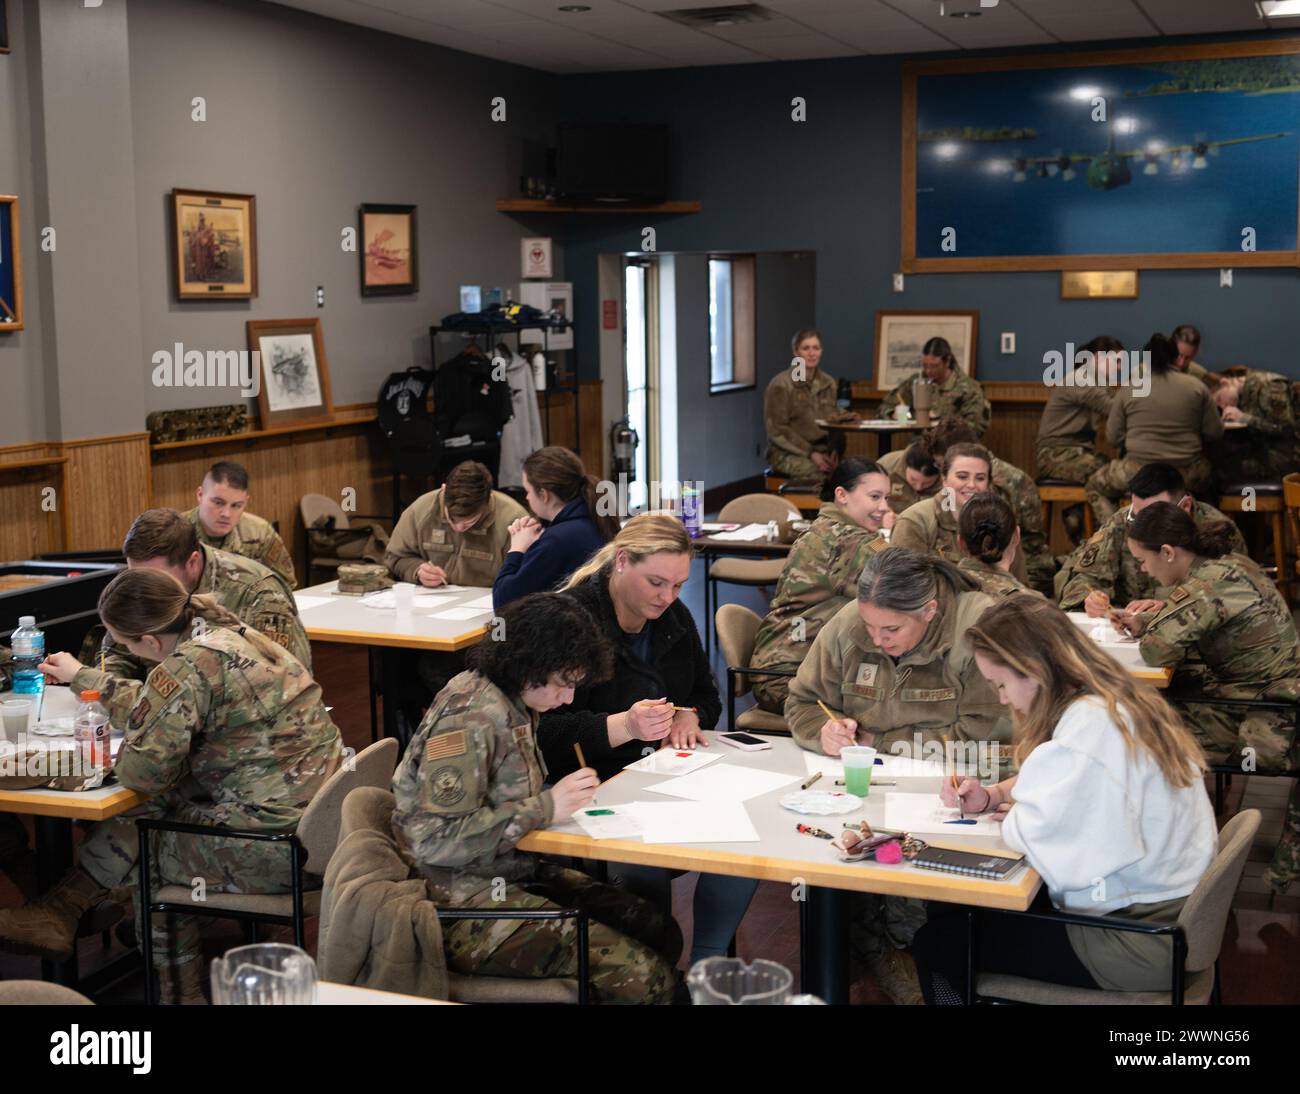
[611,417,638,483]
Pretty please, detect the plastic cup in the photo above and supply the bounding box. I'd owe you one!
[841,745,877,798]
[893,405,911,423]
[0,700,32,743]
[393,583,414,613]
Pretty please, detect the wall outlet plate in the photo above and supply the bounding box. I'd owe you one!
[316,285,325,307]
[892,273,905,293]
[1219,268,1233,288]
[1000,332,1015,354]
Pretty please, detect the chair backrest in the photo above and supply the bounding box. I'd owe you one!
[0,980,94,1005]
[1177,809,1261,971]
[301,492,351,532]
[340,785,397,841]
[297,738,400,870]
[716,604,762,696]
[1284,472,1300,510]
[718,492,802,526]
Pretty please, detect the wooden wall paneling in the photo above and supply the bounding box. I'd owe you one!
[150,416,393,577]
[0,442,65,559]
[540,379,603,475]
[61,433,151,551]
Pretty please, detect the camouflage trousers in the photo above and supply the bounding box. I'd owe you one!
[78,794,298,971]
[441,862,682,1004]
[849,893,928,974]
[1086,456,1214,526]
[1176,701,1300,890]
[1035,445,1106,485]
[751,662,798,715]
[768,448,825,483]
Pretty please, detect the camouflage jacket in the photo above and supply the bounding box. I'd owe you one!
[1229,370,1299,458]
[83,545,311,723]
[878,449,939,515]
[1138,555,1300,700]
[72,624,341,831]
[385,488,526,588]
[391,670,553,904]
[1057,500,1246,610]
[785,589,1010,755]
[878,367,991,436]
[1036,380,1112,451]
[892,495,1030,584]
[764,367,839,460]
[186,507,297,589]
[751,504,888,673]
[957,556,1044,599]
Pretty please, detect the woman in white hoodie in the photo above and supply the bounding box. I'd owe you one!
[911,593,1217,1004]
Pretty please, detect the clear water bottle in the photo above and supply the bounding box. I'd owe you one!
[74,690,110,772]
[10,616,45,696]
[836,376,852,411]
[681,483,702,539]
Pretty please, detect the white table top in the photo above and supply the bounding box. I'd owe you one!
[522,734,1040,910]
[1065,610,1170,684]
[294,579,495,651]
[816,418,925,432]
[315,981,448,1005]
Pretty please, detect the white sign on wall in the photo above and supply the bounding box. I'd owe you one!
[521,237,553,279]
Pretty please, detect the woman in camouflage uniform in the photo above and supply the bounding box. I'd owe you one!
[956,493,1041,599]
[391,592,681,1004]
[751,459,893,714]
[1119,503,1300,892]
[763,328,845,483]
[878,337,991,437]
[1,569,343,1002]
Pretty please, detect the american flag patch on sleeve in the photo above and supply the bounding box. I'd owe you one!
[426,730,468,763]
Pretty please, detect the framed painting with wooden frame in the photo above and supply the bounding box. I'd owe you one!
[247,318,334,429]
[359,203,418,296]
[0,195,23,332]
[873,310,978,392]
[172,188,257,300]
[902,38,1300,273]
[1,1,9,55]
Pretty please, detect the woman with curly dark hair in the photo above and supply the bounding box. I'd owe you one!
[391,592,682,1003]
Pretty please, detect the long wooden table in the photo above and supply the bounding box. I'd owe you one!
[519,733,1039,1003]
[295,579,496,742]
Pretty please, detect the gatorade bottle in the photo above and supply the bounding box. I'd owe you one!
[681,483,702,540]
[10,616,45,696]
[74,690,110,772]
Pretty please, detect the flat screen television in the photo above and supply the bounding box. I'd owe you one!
[556,124,669,204]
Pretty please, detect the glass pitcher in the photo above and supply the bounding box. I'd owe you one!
[210,943,318,1005]
[686,957,793,1005]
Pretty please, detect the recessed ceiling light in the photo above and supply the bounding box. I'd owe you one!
[1258,1,1300,17]
[558,4,592,12]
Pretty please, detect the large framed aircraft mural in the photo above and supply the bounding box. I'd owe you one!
[901,40,1300,272]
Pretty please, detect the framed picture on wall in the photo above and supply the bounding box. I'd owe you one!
[172,188,257,300]
[247,318,334,428]
[872,310,978,392]
[360,204,418,296]
[902,39,1300,272]
[0,195,23,332]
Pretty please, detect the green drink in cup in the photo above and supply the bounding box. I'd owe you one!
[841,745,876,798]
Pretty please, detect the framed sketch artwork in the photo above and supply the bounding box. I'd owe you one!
[0,195,23,332]
[247,318,334,428]
[360,204,418,296]
[172,189,257,299]
[872,311,978,391]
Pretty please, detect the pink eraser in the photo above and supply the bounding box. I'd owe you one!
[874,840,903,865]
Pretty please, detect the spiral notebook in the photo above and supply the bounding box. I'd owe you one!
[910,846,1025,880]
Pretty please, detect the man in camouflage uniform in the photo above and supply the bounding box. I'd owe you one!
[1128,556,1300,893]
[392,669,681,1004]
[1056,464,1245,611]
[751,505,889,713]
[1212,369,1300,484]
[764,358,842,482]
[0,610,341,1000]
[878,363,991,437]
[185,459,296,588]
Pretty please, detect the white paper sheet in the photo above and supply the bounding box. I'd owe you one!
[293,595,335,611]
[884,792,1002,836]
[460,594,496,610]
[624,748,724,776]
[800,751,844,778]
[620,800,760,844]
[429,605,492,621]
[571,806,644,840]
[800,750,944,779]
[709,524,769,542]
[642,763,799,803]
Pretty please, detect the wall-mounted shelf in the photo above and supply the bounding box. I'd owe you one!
[0,457,70,473]
[150,410,376,453]
[496,199,701,215]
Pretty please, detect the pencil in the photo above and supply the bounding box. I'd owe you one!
[671,705,696,713]
[816,699,840,723]
[574,743,587,770]
[801,771,822,791]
